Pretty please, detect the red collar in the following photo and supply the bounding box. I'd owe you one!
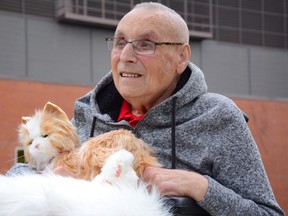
[117,100,144,127]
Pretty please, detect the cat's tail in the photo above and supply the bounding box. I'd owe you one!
[0,174,172,216]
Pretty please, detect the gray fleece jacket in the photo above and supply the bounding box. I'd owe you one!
[72,62,283,215]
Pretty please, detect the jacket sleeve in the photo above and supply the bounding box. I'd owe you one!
[197,99,284,216]
[5,163,39,176]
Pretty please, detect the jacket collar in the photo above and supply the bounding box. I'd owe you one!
[95,66,192,121]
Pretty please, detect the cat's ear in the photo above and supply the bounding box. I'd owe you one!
[21,116,31,124]
[44,102,70,121]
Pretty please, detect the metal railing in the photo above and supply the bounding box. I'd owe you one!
[55,0,213,39]
[0,0,55,17]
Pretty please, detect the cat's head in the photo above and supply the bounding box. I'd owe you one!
[18,102,80,171]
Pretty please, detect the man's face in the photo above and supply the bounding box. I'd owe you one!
[111,8,183,108]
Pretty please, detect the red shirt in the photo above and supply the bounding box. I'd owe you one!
[117,100,144,127]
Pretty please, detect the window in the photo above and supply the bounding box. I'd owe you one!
[15,147,25,164]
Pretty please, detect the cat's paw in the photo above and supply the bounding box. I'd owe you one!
[93,149,138,186]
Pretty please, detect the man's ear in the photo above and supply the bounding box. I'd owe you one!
[176,43,191,74]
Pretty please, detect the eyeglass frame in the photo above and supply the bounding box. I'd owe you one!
[106,38,184,55]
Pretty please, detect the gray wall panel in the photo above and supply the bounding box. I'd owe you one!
[201,40,250,95]
[0,12,287,99]
[27,18,92,85]
[0,12,26,77]
[250,48,288,99]
[190,41,201,67]
[92,29,113,84]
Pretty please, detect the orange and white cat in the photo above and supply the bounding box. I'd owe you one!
[0,102,171,216]
[18,102,160,180]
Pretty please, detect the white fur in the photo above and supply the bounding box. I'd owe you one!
[93,149,139,186]
[0,150,172,216]
[24,111,42,138]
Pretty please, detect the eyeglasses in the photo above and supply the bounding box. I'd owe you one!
[106,38,184,55]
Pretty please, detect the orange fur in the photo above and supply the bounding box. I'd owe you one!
[78,129,160,180]
[18,102,160,180]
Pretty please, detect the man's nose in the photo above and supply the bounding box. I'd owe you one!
[119,43,137,62]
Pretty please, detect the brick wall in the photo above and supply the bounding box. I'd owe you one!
[0,79,287,213]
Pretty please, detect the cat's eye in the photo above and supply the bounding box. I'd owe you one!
[28,140,33,145]
[42,134,48,138]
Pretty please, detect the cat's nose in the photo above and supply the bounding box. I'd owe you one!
[35,144,40,149]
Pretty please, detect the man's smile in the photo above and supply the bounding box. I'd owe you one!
[120,72,142,78]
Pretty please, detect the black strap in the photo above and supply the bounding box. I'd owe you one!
[171,97,177,169]
[90,116,96,137]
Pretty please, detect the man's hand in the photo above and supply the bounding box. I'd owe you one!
[142,167,208,202]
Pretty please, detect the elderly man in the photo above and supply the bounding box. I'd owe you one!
[70,2,283,215]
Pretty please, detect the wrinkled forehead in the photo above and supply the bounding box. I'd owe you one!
[115,9,174,41]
